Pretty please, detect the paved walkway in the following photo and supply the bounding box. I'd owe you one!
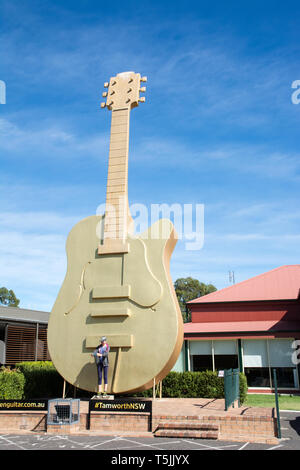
[151,397,274,417]
[82,397,274,418]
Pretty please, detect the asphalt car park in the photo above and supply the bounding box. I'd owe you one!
[0,433,288,451]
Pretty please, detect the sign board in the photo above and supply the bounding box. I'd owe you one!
[89,399,152,413]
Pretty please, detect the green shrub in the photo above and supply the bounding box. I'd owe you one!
[162,371,224,398]
[15,361,64,399]
[131,370,247,403]
[239,372,248,405]
[0,367,25,399]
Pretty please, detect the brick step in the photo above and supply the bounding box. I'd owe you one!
[154,429,219,439]
[158,421,219,431]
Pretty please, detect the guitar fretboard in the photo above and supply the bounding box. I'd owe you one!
[99,108,131,253]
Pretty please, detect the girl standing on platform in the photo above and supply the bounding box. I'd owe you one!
[93,336,110,396]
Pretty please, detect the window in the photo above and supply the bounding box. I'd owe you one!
[243,340,268,368]
[244,367,271,387]
[271,367,295,388]
[192,355,213,372]
[214,340,238,371]
[242,339,298,389]
[190,341,211,355]
[215,355,238,370]
[268,339,294,367]
[190,341,212,372]
[189,340,238,372]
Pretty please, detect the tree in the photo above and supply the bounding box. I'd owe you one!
[0,287,20,307]
[174,277,217,323]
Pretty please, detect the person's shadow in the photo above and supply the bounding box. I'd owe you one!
[76,362,98,393]
[289,416,300,436]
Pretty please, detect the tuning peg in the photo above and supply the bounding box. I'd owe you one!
[139,97,146,103]
[104,82,109,88]
[100,102,106,108]
[141,76,147,83]
[140,87,146,92]
[102,92,108,97]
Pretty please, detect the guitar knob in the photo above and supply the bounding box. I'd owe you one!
[141,76,147,83]
[140,87,146,93]
[139,97,146,103]
[102,92,108,97]
[100,102,106,108]
[104,82,109,88]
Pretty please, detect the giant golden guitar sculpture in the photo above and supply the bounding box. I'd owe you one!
[47,72,184,394]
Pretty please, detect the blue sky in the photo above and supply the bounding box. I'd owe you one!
[0,0,300,311]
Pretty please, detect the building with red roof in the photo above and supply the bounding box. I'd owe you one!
[173,265,300,392]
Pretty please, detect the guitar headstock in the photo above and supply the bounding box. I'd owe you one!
[101,71,147,111]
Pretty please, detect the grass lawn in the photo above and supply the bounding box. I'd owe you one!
[245,394,300,411]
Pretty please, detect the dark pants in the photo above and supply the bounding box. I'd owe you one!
[97,362,108,385]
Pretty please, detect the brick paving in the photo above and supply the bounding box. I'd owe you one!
[80,397,274,418]
[151,397,274,418]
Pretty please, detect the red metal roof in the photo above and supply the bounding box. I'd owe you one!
[188,265,300,304]
[184,320,300,334]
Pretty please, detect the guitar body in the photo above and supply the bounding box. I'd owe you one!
[47,215,183,394]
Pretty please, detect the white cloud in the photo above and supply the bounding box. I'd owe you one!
[0,117,109,161]
[0,211,80,233]
[0,211,71,310]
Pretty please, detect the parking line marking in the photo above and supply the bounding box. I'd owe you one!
[117,437,164,450]
[183,439,238,450]
[0,435,27,450]
[267,444,284,450]
[239,442,249,450]
[88,436,123,449]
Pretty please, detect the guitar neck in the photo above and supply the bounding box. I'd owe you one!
[103,108,131,244]
[98,71,146,255]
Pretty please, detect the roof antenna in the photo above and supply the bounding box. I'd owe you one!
[229,270,235,284]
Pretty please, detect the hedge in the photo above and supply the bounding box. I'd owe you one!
[131,371,248,404]
[3,362,247,404]
[162,371,224,398]
[15,361,64,399]
[0,367,25,399]
[239,372,248,404]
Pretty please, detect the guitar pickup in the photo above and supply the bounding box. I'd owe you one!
[85,334,133,348]
[90,308,131,318]
[92,285,131,299]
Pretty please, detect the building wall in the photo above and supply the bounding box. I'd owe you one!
[171,347,185,372]
[191,300,300,323]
